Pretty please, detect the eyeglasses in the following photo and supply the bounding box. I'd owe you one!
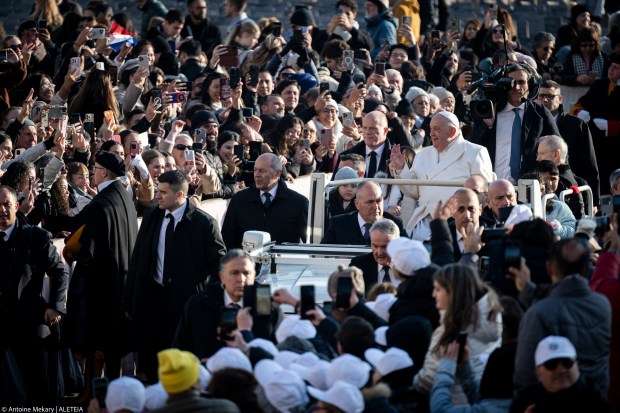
[174,144,192,151]
[542,358,575,371]
[580,42,596,48]
[321,109,338,115]
[40,83,55,90]
[538,93,559,100]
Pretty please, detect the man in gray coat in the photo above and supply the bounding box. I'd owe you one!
[514,238,611,396]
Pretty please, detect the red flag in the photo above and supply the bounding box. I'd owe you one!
[109,22,131,36]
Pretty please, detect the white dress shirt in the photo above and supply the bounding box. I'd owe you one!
[495,102,525,180]
[0,223,16,241]
[261,184,278,205]
[224,289,243,308]
[376,263,400,287]
[155,201,188,284]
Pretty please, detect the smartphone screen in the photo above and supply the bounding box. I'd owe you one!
[503,241,521,273]
[219,309,237,341]
[300,285,315,319]
[272,22,282,37]
[70,113,81,125]
[130,141,138,157]
[92,377,109,408]
[249,141,262,161]
[256,285,272,316]
[220,77,231,100]
[243,285,256,315]
[242,107,254,119]
[336,277,353,309]
[374,61,385,76]
[320,82,330,93]
[229,67,240,88]
[249,65,260,87]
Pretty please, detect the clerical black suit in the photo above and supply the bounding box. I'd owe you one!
[321,211,407,245]
[124,200,226,382]
[350,253,380,295]
[334,140,391,178]
[65,180,138,377]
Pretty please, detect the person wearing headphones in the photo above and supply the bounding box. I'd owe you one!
[469,63,560,183]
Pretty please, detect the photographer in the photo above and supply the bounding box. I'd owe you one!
[469,63,559,183]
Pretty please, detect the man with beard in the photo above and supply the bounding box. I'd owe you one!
[274,79,302,114]
[349,218,401,295]
[258,95,286,136]
[427,49,460,89]
[536,80,599,206]
[180,0,222,58]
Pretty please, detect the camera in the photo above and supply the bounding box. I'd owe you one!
[168,91,188,103]
[467,65,517,120]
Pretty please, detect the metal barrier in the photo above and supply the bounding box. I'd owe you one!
[559,185,594,217]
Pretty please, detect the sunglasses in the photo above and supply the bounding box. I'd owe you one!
[174,144,192,151]
[538,93,559,99]
[542,358,575,371]
[8,44,21,51]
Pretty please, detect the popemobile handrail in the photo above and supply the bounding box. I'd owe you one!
[559,185,593,217]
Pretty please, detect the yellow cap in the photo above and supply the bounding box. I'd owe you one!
[158,349,200,394]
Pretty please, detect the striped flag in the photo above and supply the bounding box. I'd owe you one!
[108,22,137,51]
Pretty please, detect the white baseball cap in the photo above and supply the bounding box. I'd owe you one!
[275,315,317,343]
[387,237,431,276]
[535,336,577,367]
[206,347,252,373]
[254,359,309,412]
[105,377,145,413]
[365,347,414,376]
[307,381,364,413]
[326,354,371,389]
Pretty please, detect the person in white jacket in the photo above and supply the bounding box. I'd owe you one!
[390,111,496,240]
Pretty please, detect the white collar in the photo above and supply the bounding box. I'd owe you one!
[166,200,188,222]
[503,102,526,112]
[0,222,16,240]
[261,184,278,200]
[223,289,243,307]
[97,178,117,192]
[366,142,386,157]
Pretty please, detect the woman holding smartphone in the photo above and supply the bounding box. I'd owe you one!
[268,114,315,178]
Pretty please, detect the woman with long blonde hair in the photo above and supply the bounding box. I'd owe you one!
[30,0,64,32]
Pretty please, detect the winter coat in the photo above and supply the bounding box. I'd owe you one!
[545,198,576,239]
[365,10,398,59]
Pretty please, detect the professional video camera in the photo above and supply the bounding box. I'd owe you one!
[467,66,516,120]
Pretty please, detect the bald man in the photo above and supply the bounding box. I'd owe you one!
[482,179,517,227]
[391,111,495,240]
[335,111,391,178]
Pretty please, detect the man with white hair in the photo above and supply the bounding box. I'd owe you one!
[536,134,588,218]
[390,111,495,240]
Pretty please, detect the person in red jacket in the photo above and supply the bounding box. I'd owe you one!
[590,214,620,411]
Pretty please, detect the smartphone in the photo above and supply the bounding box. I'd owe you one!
[256,285,272,316]
[219,308,237,341]
[26,30,38,46]
[70,57,81,74]
[272,22,282,37]
[401,16,412,26]
[59,115,68,134]
[349,52,363,64]
[431,30,441,49]
[70,113,81,125]
[248,65,260,87]
[229,67,240,88]
[320,82,330,94]
[219,77,231,100]
[0,50,7,62]
[130,141,138,158]
[219,46,239,67]
[293,29,303,42]
[84,113,94,123]
[470,72,482,82]
[457,332,468,364]
[95,61,105,71]
[28,177,33,191]
[138,54,149,70]
[479,256,490,273]
[37,19,48,31]
[374,61,386,76]
[343,50,355,71]
[498,205,514,223]
[451,19,461,33]
[184,149,195,173]
[151,88,163,105]
[168,39,176,52]
[380,38,390,51]
[249,141,262,161]
[341,111,354,127]
[300,138,310,149]
[41,110,49,127]
[320,129,332,146]
[242,107,254,119]
[15,148,25,157]
[335,277,353,309]
[168,91,188,103]
[480,228,508,243]
[595,216,610,237]
[243,285,256,315]
[195,128,206,146]
[92,377,108,408]
[109,65,118,87]
[322,301,333,315]
[503,241,521,274]
[600,195,613,216]
[353,74,365,84]
[489,3,497,10]
[91,28,106,40]
[233,144,244,160]
[300,285,315,319]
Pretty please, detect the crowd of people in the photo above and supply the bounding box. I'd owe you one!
[1,0,620,411]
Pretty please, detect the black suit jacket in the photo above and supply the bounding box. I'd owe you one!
[124,200,226,333]
[321,211,407,245]
[334,140,391,178]
[350,253,379,295]
[469,100,560,175]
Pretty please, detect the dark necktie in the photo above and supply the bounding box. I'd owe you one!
[0,231,6,243]
[163,213,175,281]
[382,266,392,283]
[510,108,522,180]
[263,192,272,209]
[228,303,241,310]
[368,151,377,178]
[363,223,372,244]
